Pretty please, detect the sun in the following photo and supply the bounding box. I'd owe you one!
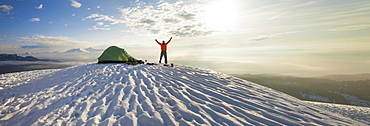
[201,0,239,31]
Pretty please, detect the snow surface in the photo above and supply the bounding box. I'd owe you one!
[0,64,369,125]
[299,92,331,103]
[306,101,370,124]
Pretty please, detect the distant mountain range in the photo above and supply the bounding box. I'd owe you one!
[84,47,104,52]
[232,73,370,107]
[0,54,60,62]
[0,47,104,74]
[0,54,73,74]
[63,48,88,53]
[317,73,370,81]
[18,47,104,55]
[63,47,104,53]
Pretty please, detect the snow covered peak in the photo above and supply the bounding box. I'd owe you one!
[20,52,34,56]
[0,64,368,125]
[85,47,104,52]
[63,48,88,53]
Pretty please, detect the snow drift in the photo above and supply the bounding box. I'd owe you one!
[0,64,368,125]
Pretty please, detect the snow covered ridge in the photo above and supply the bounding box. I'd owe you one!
[0,64,368,125]
[0,69,62,90]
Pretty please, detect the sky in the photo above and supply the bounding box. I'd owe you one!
[1,0,370,76]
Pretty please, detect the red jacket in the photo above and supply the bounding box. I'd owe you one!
[156,37,172,51]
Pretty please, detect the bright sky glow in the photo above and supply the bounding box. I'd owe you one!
[201,0,239,31]
[1,0,370,76]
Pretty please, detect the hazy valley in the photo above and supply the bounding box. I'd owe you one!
[232,73,370,107]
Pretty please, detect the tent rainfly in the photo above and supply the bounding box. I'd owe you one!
[97,46,142,64]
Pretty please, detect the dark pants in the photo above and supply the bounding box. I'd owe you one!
[159,51,167,64]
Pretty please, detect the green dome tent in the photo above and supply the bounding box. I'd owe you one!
[97,46,142,64]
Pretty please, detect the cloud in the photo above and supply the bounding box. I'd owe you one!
[0,44,23,54]
[29,18,40,22]
[70,0,82,8]
[170,24,215,37]
[177,11,196,20]
[326,24,370,31]
[85,14,122,24]
[88,22,111,30]
[97,22,104,26]
[36,4,43,9]
[294,1,321,8]
[19,35,86,50]
[115,1,212,37]
[84,14,121,30]
[0,5,13,14]
[268,11,290,20]
[163,18,181,23]
[248,31,300,41]
[85,1,216,37]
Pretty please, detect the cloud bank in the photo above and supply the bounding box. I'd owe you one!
[0,35,100,63]
[18,35,86,50]
[85,1,215,37]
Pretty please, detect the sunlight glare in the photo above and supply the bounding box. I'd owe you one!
[202,0,239,31]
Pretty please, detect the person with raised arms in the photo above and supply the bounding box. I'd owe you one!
[155,37,172,64]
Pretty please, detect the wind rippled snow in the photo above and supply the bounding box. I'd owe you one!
[0,64,368,125]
